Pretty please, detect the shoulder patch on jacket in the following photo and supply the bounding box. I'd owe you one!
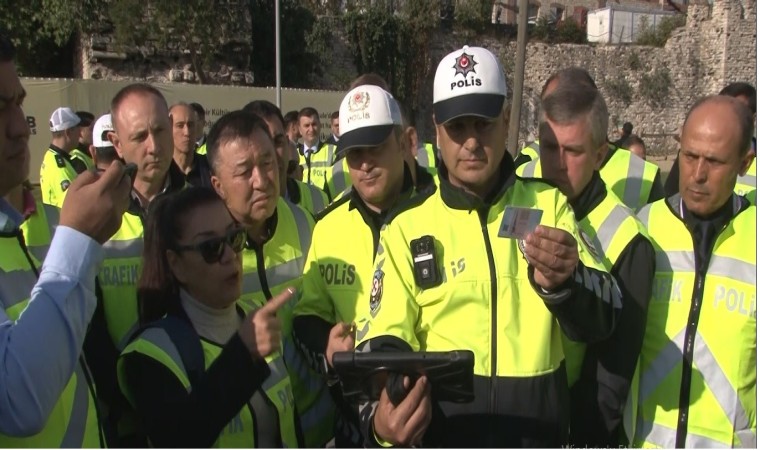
[369,269,384,317]
[55,155,66,168]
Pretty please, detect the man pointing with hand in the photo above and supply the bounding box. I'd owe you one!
[354,45,622,448]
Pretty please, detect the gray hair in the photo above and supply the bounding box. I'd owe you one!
[540,85,608,149]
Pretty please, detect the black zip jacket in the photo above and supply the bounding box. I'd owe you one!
[566,172,655,447]
[357,155,623,448]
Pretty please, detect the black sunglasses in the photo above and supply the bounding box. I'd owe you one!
[173,228,247,264]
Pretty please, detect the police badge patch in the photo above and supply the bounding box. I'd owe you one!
[369,269,384,317]
[518,239,528,260]
[60,180,71,192]
[579,229,601,262]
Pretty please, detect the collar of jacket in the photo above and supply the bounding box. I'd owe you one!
[300,141,323,156]
[244,205,279,249]
[127,161,186,217]
[438,151,517,211]
[667,191,749,233]
[49,143,72,159]
[569,171,608,221]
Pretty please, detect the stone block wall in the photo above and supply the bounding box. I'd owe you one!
[413,0,756,156]
[76,0,755,157]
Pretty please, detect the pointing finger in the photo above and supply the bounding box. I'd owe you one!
[262,287,295,314]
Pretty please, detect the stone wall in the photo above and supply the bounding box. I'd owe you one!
[412,0,756,156]
[76,0,755,157]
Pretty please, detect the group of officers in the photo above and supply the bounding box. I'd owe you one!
[0,29,756,449]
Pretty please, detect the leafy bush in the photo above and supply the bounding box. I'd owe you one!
[636,14,686,47]
[555,19,587,44]
[530,17,587,44]
[639,67,672,107]
[605,77,634,106]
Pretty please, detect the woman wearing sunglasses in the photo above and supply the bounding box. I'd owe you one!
[117,187,300,448]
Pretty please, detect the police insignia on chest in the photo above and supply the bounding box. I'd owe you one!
[518,239,528,260]
[579,229,601,262]
[369,269,384,317]
[60,180,71,192]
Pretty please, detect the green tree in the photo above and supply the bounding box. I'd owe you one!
[0,0,104,76]
[454,0,492,33]
[249,0,316,88]
[109,0,247,84]
[343,0,438,118]
[636,14,686,47]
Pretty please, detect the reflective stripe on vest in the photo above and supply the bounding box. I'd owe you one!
[600,149,658,211]
[563,188,643,386]
[100,214,144,349]
[593,203,634,257]
[524,141,540,160]
[0,235,101,448]
[21,202,58,264]
[635,196,756,448]
[622,153,645,208]
[238,200,334,446]
[301,143,336,188]
[0,268,38,317]
[637,330,757,448]
[309,186,327,214]
[417,143,437,169]
[121,326,298,447]
[328,159,349,198]
[519,159,539,178]
[735,159,756,196]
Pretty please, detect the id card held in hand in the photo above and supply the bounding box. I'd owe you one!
[498,206,543,239]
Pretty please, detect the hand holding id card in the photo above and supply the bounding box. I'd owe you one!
[498,206,543,239]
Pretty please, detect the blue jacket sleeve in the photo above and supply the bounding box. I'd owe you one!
[0,226,102,436]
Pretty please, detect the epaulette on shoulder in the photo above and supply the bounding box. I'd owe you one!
[315,194,351,222]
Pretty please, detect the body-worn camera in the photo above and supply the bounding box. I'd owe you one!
[410,235,442,289]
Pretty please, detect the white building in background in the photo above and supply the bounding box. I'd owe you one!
[586,3,678,43]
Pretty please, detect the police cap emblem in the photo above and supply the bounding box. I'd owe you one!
[453,51,477,78]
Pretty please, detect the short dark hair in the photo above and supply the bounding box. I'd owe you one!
[684,95,754,157]
[94,146,120,164]
[110,83,167,131]
[330,111,339,121]
[242,100,285,129]
[189,102,205,120]
[541,85,609,149]
[283,110,299,127]
[138,187,224,325]
[0,33,16,62]
[350,73,390,91]
[719,82,756,115]
[622,122,634,134]
[206,110,273,173]
[76,111,95,127]
[298,107,319,121]
[541,67,597,98]
[621,133,645,150]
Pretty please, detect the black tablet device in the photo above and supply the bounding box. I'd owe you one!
[332,350,475,404]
